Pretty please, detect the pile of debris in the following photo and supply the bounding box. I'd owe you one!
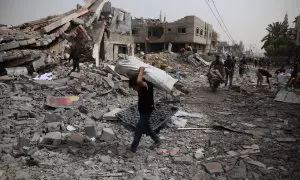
[0,0,108,74]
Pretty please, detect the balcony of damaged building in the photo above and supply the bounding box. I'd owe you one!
[0,0,134,79]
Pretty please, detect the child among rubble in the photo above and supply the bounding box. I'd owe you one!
[128,67,161,153]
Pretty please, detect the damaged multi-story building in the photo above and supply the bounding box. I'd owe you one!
[131,15,220,54]
[0,0,134,72]
[100,2,134,61]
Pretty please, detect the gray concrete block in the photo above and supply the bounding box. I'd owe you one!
[100,128,115,142]
[44,113,64,123]
[85,125,96,138]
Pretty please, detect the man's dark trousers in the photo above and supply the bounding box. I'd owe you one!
[131,112,159,152]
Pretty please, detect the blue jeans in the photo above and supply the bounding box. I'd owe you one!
[131,112,159,152]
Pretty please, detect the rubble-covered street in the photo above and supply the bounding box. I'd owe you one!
[1,0,300,179]
[1,51,300,179]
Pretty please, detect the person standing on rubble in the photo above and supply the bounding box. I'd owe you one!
[239,57,247,78]
[256,68,272,89]
[224,55,235,87]
[68,31,90,74]
[128,67,161,153]
[208,54,225,84]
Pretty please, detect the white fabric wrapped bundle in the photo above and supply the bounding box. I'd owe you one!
[115,55,177,93]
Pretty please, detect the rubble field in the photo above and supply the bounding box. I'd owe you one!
[0,51,300,180]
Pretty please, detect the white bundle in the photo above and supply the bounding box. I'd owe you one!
[115,56,177,93]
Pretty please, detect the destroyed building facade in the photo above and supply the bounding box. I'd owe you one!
[132,15,220,54]
[101,2,134,61]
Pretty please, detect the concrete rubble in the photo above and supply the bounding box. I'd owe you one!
[0,2,300,180]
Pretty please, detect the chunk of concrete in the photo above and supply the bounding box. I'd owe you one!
[46,122,61,132]
[203,162,223,174]
[42,132,62,145]
[100,128,115,142]
[44,113,64,122]
[5,67,28,76]
[70,134,85,144]
[92,111,102,120]
[102,108,123,121]
[85,125,97,138]
[17,137,30,148]
[103,77,114,88]
[194,148,205,159]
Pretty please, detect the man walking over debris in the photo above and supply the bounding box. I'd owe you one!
[224,55,235,87]
[239,57,247,78]
[208,55,225,81]
[256,68,272,89]
[128,67,161,153]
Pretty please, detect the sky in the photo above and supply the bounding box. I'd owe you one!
[0,0,299,53]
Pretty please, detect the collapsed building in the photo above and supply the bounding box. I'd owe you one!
[131,15,220,54]
[0,0,134,73]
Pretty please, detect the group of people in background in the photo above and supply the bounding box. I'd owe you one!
[209,54,300,89]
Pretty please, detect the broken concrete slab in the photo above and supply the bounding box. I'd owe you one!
[203,162,223,174]
[92,111,102,120]
[46,122,61,132]
[275,89,300,104]
[85,124,97,138]
[100,128,115,142]
[42,132,62,145]
[103,108,123,121]
[103,76,114,88]
[70,134,85,144]
[243,157,266,168]
[17,137,30,148]
[72,18,85,25]
[44,113,64,123]
[43,8,88,33]
[5,67,28,76]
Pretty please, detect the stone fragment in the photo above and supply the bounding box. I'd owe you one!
[85,125,96,138]
[99,155,111,163]
[243,157,266,168]
[103,108,123,121]
[42,132,62,145]
[92,111,102,120]
[44,113,64,122]
[194,148,205,159]
[100,128,115,142]
[17,137,30,148]
[173,156,193,165]
[203,162,223,174]
[103,77,114,88]
[146,155,155,163]
[46,122,61,132]
[227,151,239,157]
[70,134,84,144]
